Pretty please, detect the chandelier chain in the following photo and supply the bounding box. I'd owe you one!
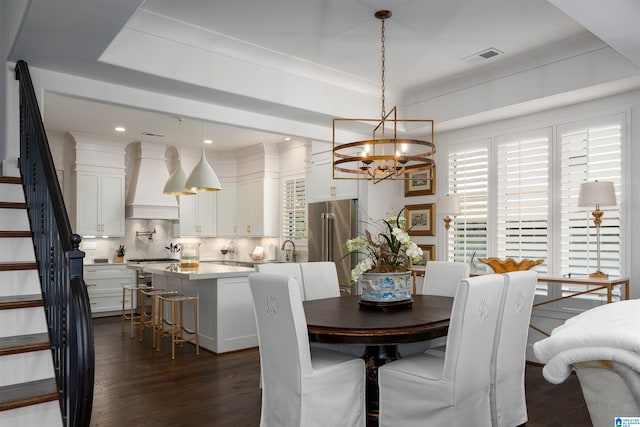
[380,17,386,120]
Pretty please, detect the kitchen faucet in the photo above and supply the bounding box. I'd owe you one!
[281,239,297,262]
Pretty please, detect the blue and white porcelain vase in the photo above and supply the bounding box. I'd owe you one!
[359,271,412,303]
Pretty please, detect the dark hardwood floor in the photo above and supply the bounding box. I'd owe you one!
[90,316,591,426]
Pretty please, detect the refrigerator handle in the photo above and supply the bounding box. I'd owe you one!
[325,213,335,261]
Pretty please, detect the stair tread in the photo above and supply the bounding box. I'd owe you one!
[0,333,50,356]
[0,377,58,411]
[0,262,38,271]
[0,294,43,310]
[0,202,26,209]
[0,230,32,238]
[0,177,22,185]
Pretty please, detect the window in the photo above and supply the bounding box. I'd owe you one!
[495,129,550,274]
[558,115,623,301]
[282,177,307,241]
[447,113,625,290]
[447,143,489,266]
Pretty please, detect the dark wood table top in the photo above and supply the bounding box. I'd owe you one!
[304,295,453,345]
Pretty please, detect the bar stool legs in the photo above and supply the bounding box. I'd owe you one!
[138,288,178,346]
[157,294,199,359]
[121,284,148,339]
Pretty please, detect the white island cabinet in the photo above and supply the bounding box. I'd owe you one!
[143,263,257,354]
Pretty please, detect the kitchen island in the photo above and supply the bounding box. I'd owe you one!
[142,262,257,354]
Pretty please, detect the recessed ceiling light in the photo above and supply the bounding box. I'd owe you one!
[284,137,291,141]
[204,139,213,144]
[115,126,126,132]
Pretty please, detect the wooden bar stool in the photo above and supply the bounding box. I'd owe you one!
[138,288,179,347]
[121,284,153,339]
[157,293,199,359]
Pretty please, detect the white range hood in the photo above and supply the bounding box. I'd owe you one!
[126,142,179,220]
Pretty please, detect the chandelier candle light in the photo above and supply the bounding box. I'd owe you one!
[578,180,617,279]
[332,10,435,184]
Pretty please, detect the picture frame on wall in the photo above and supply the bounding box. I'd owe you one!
[404,168,435,197]
[405,203,435,236]
[414,244,435,266]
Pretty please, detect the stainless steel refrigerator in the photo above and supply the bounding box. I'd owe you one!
[308,199,357,288]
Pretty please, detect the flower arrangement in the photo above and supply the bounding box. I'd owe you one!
[346,209,423,283]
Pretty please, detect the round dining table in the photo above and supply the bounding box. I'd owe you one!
[303,294,454,425]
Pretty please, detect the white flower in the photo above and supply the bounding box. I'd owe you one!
[405,245,423,263]
[351,257,374,282]
[392,228,410,244]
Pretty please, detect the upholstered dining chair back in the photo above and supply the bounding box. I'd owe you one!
[249,273,366,427]
[490,270,538,427]
[421,261,470,296]
[379,274,504,427]
[443,274,504,401]
[299,262,341,300]
[255,263,305,300]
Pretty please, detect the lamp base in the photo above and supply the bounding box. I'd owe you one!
[589,271,609,280]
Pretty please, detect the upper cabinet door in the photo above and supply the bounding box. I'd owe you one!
[75,172,125,237]
[100,174,125,236]
[76,172,100,235]
[310,155,358,202]
[216,183,237,236]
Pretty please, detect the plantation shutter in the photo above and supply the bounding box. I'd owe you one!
[447,144,489,265]
[282,177,307,240]
[559,115,623,278]
[495,129,550,274]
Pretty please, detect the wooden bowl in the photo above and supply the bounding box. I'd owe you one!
[478,257,544,273]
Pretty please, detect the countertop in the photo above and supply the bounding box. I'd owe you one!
[141,262,255,280]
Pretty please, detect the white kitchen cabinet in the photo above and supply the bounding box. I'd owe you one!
[174,192,217,236]
[76,172,125,237]
[83,264,136,317]
[310,154,358,202]
[237,178,279,237]
[216,182,237,236]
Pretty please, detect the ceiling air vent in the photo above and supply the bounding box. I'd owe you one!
[461,47,503,64]
[141,131,165,137]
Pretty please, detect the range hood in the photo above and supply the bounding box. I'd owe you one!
[126,142,179,220]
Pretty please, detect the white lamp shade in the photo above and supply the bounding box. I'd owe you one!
[578,181,616,207]
[184,146,222,192]
[163,161,195,195]
[436,194,461,214]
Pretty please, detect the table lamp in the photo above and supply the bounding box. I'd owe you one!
[436,194,461,231]
[578,180,616,279]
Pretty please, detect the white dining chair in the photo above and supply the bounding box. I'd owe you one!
[255,263,305,300]
[420,261,470,296]
[248,272,366,427]
[399,261,471,357]
[490,270,538,427]
[378,274,504,427]
[299,262,341,300]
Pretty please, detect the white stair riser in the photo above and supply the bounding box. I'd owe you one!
[0,400,63,427]
[0,307,48,338]
[0,237,35,263]
[0,209,29,230]
[0,350,56,387]
[0,183,24,203]
[0,270,40,297]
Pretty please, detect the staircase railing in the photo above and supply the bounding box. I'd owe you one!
[14,60,94,427]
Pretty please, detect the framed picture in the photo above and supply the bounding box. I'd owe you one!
[413,244,435,266]
[404,168,435,197]
[405,203,435,236]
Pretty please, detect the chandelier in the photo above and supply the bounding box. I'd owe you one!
[333,10,435,183]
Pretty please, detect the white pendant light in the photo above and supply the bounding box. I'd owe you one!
[163,117,195,195]
[184,122,222,192]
